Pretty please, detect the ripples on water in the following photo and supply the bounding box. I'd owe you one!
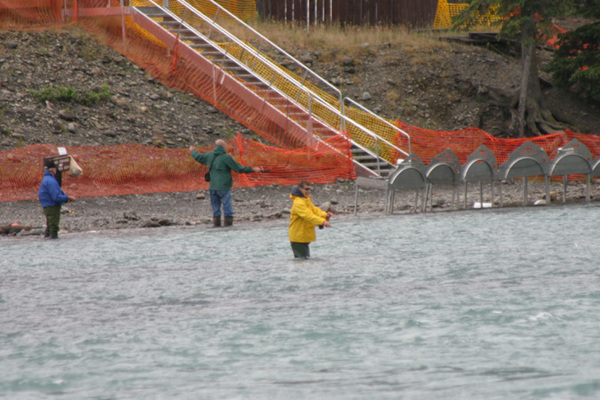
[1,204,600,399]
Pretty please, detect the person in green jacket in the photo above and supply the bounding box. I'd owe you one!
[288,180,333,259]
[189,139,261,227]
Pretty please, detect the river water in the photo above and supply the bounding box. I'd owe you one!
[1,204,599,399]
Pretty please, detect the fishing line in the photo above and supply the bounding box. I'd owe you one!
[329,225,380,245]
[328,225,403,254]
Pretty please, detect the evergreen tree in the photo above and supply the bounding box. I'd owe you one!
[545,22,600,104]
[454,0,598,137]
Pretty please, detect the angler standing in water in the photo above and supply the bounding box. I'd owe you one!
[189,139,262,227]
[38,160,76,239]
[288,180,333,259]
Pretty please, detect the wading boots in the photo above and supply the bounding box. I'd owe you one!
[224,216,233,227]
[213,217,221,227]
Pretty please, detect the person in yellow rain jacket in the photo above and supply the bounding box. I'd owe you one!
[288,180,333,259]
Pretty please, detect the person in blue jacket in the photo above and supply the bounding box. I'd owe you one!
[38,161,75,238]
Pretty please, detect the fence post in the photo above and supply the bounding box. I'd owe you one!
[306,0,309,33]
[121,0,127,53]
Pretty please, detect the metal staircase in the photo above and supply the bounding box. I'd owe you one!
[130,0,410,178]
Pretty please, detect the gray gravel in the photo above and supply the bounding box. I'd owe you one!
[2,180,597,237]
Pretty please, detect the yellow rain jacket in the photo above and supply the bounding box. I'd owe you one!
[288,188,328,243]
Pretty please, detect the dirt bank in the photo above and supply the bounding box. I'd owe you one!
[1,25,598,151]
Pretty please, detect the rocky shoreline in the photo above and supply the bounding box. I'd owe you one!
[2,179,597,238]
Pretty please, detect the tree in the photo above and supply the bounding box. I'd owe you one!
[454,0,596,137]
[545,22,600,104]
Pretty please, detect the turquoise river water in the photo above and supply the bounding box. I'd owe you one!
[1,204,599,399]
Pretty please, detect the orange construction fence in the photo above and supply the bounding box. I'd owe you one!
[0,134,356,202]
[1,0,600,204]
[394,123,600,165]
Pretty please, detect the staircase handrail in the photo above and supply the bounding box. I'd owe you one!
[344,97,411,155]
[340,113,405,171]
[178,0,345,118]
[133,0,408,171]
[133,1,341,137]
[186,0,410,163]
[137,0,345,126]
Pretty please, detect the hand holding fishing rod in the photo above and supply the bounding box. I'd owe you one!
[252,166,272,173]
[319,211,333,229]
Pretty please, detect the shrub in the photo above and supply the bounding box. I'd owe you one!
[31,83,111,105]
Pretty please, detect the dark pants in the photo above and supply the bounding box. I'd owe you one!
[291,242,310,259]
[43,205,61,239]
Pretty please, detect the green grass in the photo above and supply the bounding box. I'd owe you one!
[31,83,111,106]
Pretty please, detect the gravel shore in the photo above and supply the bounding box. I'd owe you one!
[2,179,597,238]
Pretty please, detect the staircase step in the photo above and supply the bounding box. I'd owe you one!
[178,33,201,39]
[222,66,244,73]
[236,73,259,79]
[158,20,180,26]
[179,36,204,43]
[136,6,166,17]
[353,155,376,161]
[190,44,213,49]
[361,162,392,170]
[135,2,404,180]
[201,51,225,57]
[239,78,265,86]
[170,28,193,34]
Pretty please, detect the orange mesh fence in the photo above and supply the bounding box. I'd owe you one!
[2,0,600,205]
[0,134,355,202]
[394,121,600,165]
[0,0,256,26]
[78,2,319,149]
[0,0,64,27]
[0,0,292,150]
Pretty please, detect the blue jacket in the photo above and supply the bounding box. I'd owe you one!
[38,172,68,207]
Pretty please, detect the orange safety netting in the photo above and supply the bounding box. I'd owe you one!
[0,0,303,150]
[2,0,600,205]
[0,0,256,25]
[0,134,355,202]
[394,122,600,165]
[0,0,63,27]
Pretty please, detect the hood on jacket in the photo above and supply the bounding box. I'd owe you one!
[290,187,306,198]
[213,145,226,156]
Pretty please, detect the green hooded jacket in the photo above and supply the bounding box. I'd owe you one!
[191,145,253,191]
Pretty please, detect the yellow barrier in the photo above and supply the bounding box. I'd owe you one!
[434,0,499,30]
